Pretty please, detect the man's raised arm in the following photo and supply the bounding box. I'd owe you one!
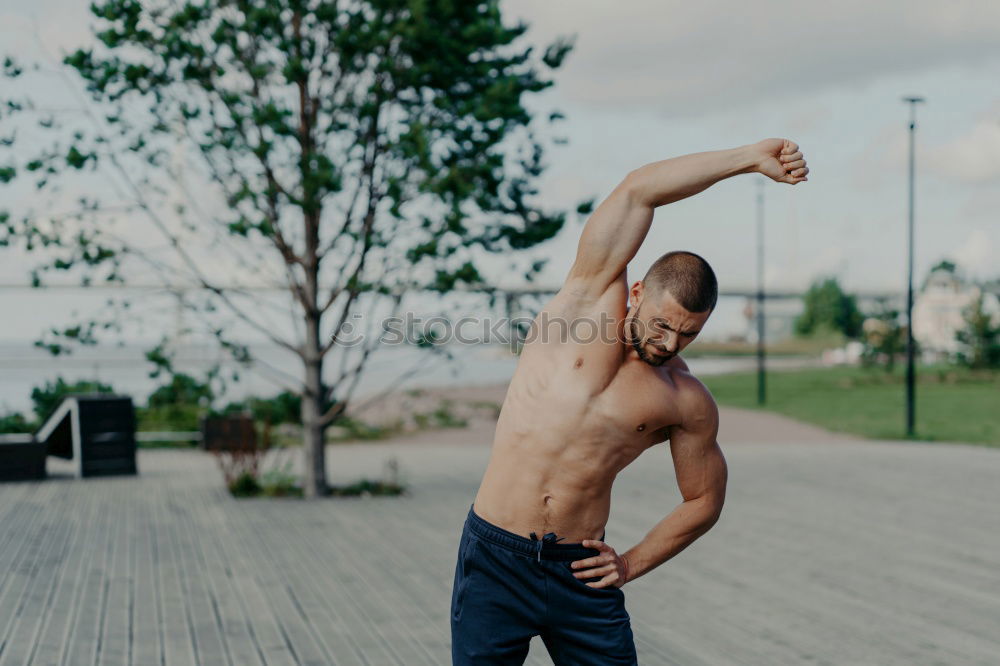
[565,139,809,297]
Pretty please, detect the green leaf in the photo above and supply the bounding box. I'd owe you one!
[66,146,94,169]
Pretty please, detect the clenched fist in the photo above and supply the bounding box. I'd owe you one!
[753,138,809,185]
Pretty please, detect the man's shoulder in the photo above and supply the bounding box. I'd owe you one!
[665,358,719,429]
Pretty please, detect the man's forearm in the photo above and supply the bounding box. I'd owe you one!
[626,145,758,209]
[621,496,723,583]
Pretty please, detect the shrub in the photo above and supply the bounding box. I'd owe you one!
[259,461,303,497]
[328,478,405,497]
[215,392,301,425]
[228,471,263,497]
[328,456,406,496]
[136,403,206,434]
[212,419,271,496]
[0,410,33,434]
[861,301,906,372]
[31,377,115,422]
[955,293,1000,369]
[795,277,863,339]
[147,373,213,409]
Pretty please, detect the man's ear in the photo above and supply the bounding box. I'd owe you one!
[629,280,645,310]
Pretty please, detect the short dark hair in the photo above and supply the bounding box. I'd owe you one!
[643,251,718,312]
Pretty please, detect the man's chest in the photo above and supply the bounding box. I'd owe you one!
[590,368,679,445]
[506,342,687,446]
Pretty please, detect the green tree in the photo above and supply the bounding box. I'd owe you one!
[138,371,216,434]
[1,1,577,496]
[0,410,33,434]
[147,372,214,409]
[929,259,956,275]
[30,377,117,423]
[217,390,304,425]
[795,277,863,339]
[955,292,1000,369]
[860,300,905,371]
[922,258,959,289]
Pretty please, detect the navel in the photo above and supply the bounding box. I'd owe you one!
[636,423,646,432]
[573,358,583,369]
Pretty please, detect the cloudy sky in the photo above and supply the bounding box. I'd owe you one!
[502,0,1000,292]
[1,0,999,342]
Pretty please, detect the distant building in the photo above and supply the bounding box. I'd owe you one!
[983,278,1000,301]
[912,265,1000,358]
[742,297,801,343]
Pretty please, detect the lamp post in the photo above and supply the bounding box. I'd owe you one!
[902,96,924,438]
[756,177,766,405]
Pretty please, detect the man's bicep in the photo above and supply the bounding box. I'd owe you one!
[565,176,653,296]
[668,397,727,510]
[669,432,727,506]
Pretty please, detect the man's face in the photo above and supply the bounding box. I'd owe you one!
[627,286,711,366]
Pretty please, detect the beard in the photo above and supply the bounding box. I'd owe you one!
[627,307,675,367]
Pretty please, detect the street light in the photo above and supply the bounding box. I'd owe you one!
[902,96,924,438]
[756,177,766,405]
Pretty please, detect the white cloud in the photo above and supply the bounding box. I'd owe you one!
[951,229,996,278]
[506,0,1000,116]
[0,2,95,57]
[847,122,909,191]
[926,106,1000,185]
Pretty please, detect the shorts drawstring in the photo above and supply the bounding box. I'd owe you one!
[529,531,565,562]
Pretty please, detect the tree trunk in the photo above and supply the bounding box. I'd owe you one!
[301,313,328,498]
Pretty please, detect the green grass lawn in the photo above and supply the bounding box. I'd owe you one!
[702,365,1000,446]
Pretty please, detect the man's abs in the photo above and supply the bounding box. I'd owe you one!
[471,381,664,542]
[472,437,615,543]
[471,305,683,542]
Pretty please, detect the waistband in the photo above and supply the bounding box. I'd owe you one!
[465,504,605,562]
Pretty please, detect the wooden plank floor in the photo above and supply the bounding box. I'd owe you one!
[1,428,999,665]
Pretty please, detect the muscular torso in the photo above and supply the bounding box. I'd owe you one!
[473,278,701,542]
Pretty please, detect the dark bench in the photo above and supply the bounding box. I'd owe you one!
[0,435,46,481]
[35,395,138,478]
[200,414,260,452]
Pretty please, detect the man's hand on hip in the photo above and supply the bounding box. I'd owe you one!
[573,540,630,589]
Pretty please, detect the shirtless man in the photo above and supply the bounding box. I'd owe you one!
[450,139,809,664]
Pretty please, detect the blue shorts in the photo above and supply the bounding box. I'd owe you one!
[451,504,637,665]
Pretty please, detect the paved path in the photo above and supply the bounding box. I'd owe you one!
[0,409,998,665]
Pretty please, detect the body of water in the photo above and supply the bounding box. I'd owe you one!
[0,337,801,418]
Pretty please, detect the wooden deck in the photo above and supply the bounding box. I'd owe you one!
[1,426,999,665]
